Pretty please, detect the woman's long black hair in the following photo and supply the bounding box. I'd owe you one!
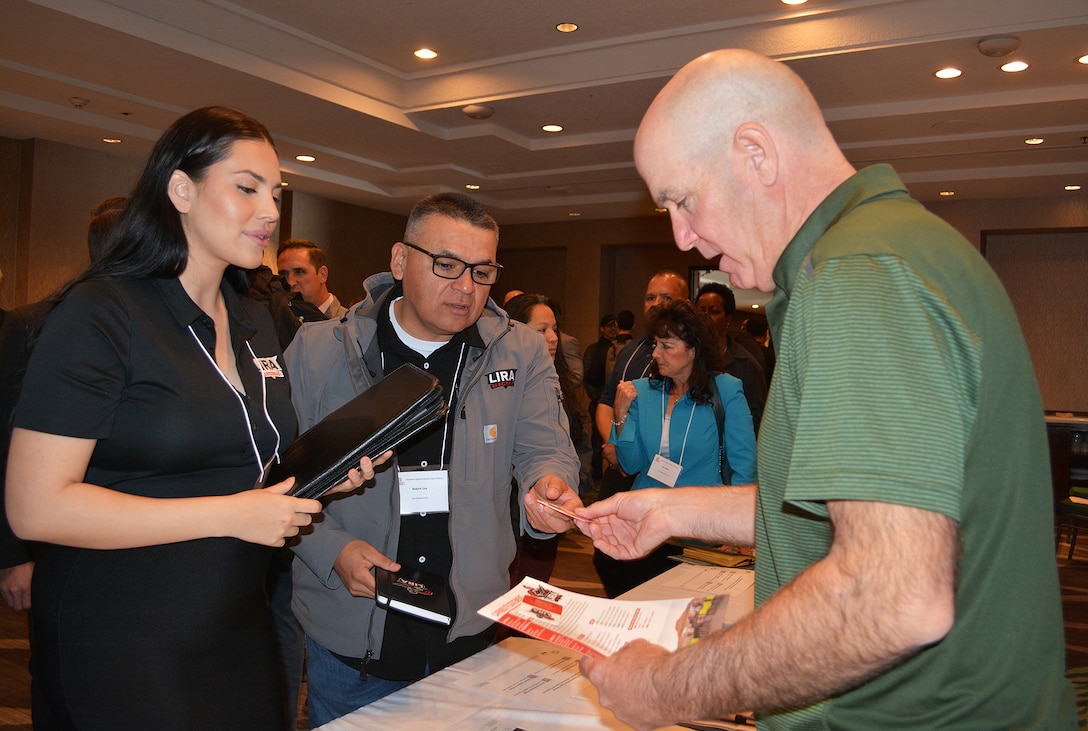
[31,106,277,337]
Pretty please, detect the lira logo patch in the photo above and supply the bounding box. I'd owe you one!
[486,368,517,389]
[253,355,285,379]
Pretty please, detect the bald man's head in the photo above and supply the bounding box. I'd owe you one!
[636,50,827,179]
[634,49,854,291]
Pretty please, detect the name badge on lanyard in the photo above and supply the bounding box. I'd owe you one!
[398,470,450,515]
[646,386,695,488]
[647,454,683,487]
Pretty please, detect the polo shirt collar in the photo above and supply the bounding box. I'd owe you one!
[152,276,256,341]
[771,164,907,299]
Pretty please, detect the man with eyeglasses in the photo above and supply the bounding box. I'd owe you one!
[284,192,583,725]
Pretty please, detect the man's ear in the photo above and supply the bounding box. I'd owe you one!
[318,265,329,284]
[389,242,407,280]
[167,170,194,214]
[733,123,778,187]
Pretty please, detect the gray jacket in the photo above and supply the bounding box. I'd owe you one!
[285,272,580,659]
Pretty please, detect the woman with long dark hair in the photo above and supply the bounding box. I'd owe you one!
[6,106,379,728]
[605,300,756,591]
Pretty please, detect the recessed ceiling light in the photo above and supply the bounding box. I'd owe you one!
[939,191,955,197]
[1078,54,1088,65]
[414,48,438,60]
[295,154,316,162]
[465,184,480,190]
[781,0,807,4]
[280,182,289,187]
[102,137,121,144]
[568,212,581,217]
[542,124,563,133]
[1024,137,1044,145]
[935,67,962,79]
[1066,185,1083,191]
[556,22,578,33]
[1000,60,1029,73]
[654,207,668,213]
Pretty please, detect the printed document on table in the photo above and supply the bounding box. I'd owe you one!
[454,643,591,708]
[478,577,737,658]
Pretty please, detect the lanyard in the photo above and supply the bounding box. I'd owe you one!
[660,382,696,466]
[381,341,467,471]
[188,326,280,476]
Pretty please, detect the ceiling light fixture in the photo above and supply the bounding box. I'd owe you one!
[68,96,89,108]
[1079,54,1088,65]
[281,182,289,187]
[1024,137,1044,145]
[1066,185,1082,191]
[1000,60,1029,73]
[568,212,581,217]
[295,154,316,162]
[102,137,121,144]
[542,124,563,133]
[939,191,955,197]
[977,35,1020,58]
[414,48,438,60]
[780,0,808,5]
[465,184,480,190]
[556,22,578,33]
[934,67,962,79]
[462,104,494,120]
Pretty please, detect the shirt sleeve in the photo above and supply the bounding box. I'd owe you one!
[782,254,981,521]
[14,283,131,439]
[612,381,650,476]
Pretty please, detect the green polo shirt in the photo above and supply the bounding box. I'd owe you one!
[755,165,1074,729]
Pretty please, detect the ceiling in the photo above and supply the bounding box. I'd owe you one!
[2,0,1087,225]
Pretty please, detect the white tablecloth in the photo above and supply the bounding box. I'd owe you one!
[318,564,755,731]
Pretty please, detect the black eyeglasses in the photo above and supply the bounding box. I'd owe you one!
[403,242,503,286]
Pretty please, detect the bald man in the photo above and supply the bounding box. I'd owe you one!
[577,49,1074,730]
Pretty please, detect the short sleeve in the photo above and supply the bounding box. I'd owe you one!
[14,282,131,439]
[782,255,981,521]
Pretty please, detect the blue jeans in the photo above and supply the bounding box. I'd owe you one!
[304,635,411,728]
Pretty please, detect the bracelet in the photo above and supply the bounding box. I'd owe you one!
[611,415,627,427]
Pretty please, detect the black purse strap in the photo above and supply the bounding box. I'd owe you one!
[706,375,731,485]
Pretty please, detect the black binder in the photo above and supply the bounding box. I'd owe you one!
[374,566,452,625]
[261,364,447,499]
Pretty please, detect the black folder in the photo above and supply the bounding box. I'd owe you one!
[261,364,447,499]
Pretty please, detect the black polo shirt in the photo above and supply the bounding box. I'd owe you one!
[16,277,296,491]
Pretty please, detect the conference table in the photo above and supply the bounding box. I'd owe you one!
[317,562,755,731]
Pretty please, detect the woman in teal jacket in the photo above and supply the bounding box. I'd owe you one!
[605,301,756,591]
[611,301,756,489]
